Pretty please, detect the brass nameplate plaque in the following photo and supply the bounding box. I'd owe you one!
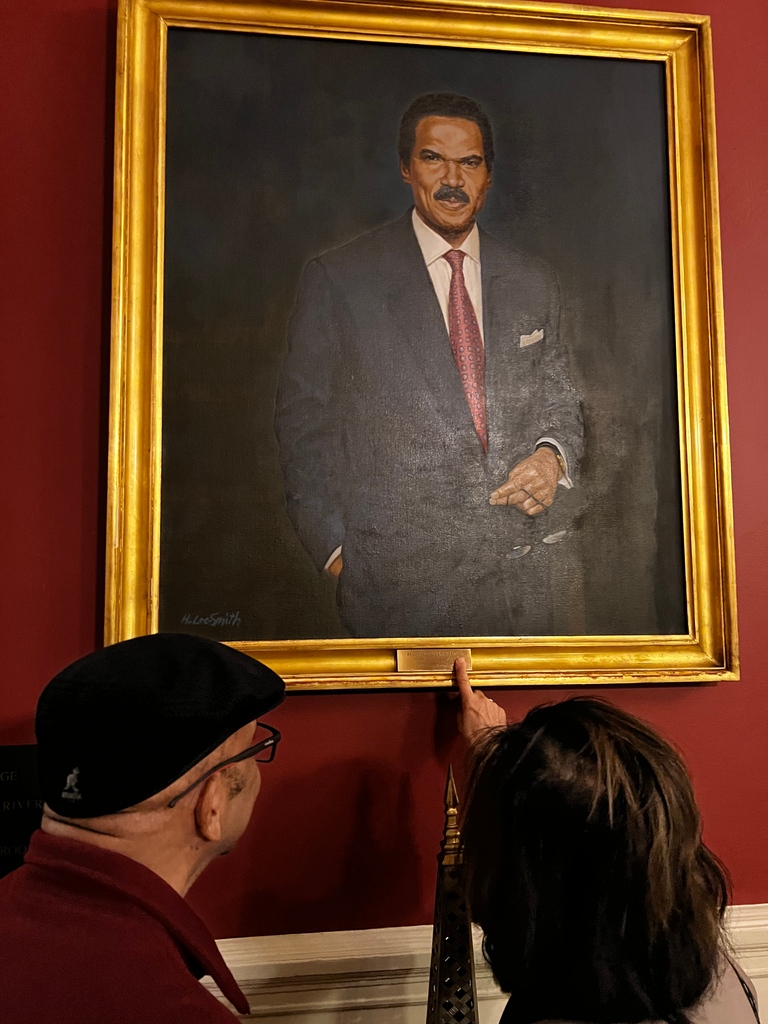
[397,648,472,673]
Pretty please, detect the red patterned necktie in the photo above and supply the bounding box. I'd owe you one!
[443,248,488,451]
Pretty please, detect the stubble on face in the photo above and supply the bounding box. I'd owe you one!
[401,116,492,246]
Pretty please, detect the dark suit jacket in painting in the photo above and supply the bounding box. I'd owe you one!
[275,210,584,638]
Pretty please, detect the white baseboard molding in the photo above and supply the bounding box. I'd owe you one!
[203,904,768,1022]
[729,904,768,995]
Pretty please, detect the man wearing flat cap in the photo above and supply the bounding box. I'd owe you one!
[0,633,286,1023]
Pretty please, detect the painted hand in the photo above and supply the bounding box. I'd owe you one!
[454,658,507,745]
[489,447,560,514]
[327,554,343,578]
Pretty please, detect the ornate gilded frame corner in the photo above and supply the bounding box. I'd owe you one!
[106,0,738,689]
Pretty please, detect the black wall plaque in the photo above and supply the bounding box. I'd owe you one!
[0,745,42,878]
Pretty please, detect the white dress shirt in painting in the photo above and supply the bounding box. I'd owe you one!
[411,208,485,342]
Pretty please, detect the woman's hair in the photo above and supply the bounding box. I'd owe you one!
[461,698,730,1024]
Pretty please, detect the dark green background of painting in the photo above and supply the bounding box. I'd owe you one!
[159,29,685,640]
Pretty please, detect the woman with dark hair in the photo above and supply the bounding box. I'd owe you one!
[454,662,759,1024]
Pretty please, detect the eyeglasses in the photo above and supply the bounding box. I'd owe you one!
[167,722,281,808]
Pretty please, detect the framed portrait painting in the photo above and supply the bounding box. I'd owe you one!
[106,0,738,688]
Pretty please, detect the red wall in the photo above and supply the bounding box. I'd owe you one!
[1,0,767,938]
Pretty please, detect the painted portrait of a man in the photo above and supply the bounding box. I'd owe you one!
[158,31,687,643]
[275,93,583,638]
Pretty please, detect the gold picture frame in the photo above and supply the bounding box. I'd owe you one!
[106,0,737,689]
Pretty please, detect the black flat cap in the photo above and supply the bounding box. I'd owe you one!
[36,633,285,818]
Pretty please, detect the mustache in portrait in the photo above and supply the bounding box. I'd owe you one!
[433,185,470,204]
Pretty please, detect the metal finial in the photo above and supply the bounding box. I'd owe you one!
[426,765,478,1024]
[444,763,459,811]
[441,764,461,864]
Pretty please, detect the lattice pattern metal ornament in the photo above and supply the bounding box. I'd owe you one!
[426,766,478,1024]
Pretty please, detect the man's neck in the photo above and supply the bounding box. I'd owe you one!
[41,812,209,896]
[414,207,476,248]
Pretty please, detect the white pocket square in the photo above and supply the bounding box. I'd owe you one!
[520,328,545,347]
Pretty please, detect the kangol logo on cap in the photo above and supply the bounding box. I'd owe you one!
[61,767,82,801]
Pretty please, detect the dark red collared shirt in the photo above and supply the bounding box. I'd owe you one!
[0,830,249,1023]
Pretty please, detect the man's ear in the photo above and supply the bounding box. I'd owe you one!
[195,773,227,843]
[400,160,412,185]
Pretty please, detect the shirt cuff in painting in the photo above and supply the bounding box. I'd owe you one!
[323,546,343,573]
[536,438,574,489]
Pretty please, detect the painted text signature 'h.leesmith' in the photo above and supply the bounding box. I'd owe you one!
[181,611,241,628]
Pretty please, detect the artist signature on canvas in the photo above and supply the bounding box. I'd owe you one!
[181,611,242,628]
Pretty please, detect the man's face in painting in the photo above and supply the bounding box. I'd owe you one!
[400,115,492,244]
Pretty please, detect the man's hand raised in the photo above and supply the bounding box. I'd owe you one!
[454,658,507,745]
